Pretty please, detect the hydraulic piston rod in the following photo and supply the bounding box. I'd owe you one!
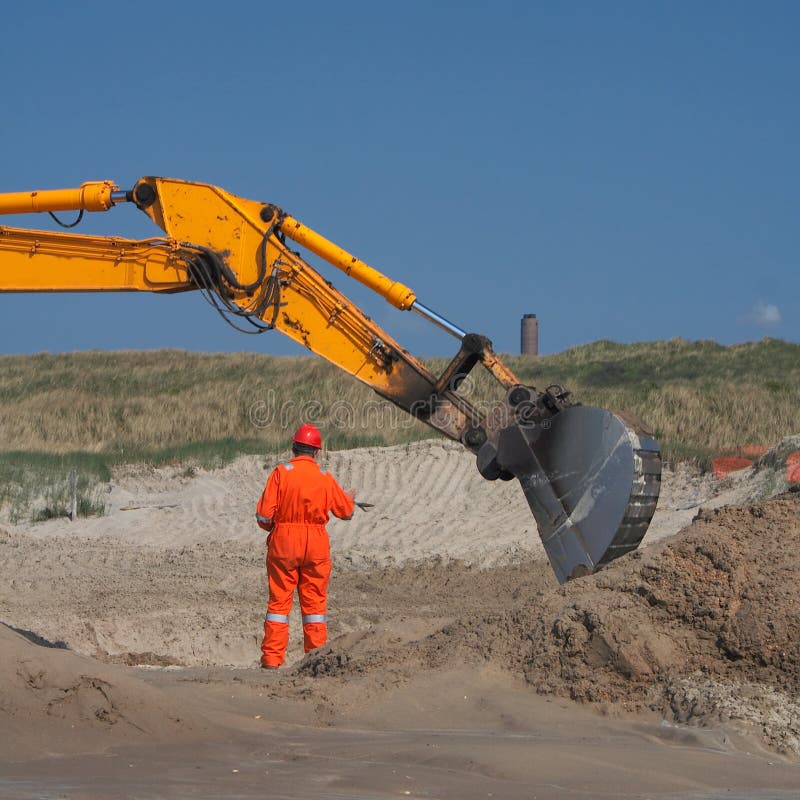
[0,181,127,215]
[276,213,418,311]
[411,301,466,340]
[274,211,467,340]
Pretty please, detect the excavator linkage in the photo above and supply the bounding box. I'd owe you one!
[433,339,663,583]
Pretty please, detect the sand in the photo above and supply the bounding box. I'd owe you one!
[1,438,799,798]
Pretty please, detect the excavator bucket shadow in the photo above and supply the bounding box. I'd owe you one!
[490,406,661,583]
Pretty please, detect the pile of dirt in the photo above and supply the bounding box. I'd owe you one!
[408,493,800,752]
[301,493,800,753]
[0,623,208,760]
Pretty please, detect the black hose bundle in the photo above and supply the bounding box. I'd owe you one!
[181,228,281,334]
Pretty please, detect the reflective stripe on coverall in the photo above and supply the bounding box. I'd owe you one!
[256,455,354,667]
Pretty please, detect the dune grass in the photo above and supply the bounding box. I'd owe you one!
[0,452,109,524]
[1,339,798,521]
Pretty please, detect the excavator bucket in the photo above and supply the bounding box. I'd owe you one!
[480,404,661,583]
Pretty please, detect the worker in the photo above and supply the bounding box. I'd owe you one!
[255,423,356,669]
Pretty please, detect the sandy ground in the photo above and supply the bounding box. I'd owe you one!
[1,438,799,798]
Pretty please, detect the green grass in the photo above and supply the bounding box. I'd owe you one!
[0,452,110,524]
[1,339,799,522]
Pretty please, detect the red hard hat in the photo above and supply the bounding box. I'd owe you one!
[292,423,322,449]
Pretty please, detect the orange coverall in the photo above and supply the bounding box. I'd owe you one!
[256,455,355,667]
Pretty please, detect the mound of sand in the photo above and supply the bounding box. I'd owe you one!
[6,441,543,566]
[302,493,800,753]
[0,624,207,761]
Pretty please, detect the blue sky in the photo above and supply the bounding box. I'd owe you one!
[1,1,797,357]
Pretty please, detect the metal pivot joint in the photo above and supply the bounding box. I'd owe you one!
[132,182,157,209]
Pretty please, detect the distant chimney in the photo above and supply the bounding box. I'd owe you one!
[521,313,538,356]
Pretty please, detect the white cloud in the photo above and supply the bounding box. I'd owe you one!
[743,299,782,327]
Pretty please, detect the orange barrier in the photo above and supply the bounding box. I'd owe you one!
[713,447,800,483]
[713,456,755,479]
[787,451,800,484]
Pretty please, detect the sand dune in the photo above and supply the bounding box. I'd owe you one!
[8,438,774,559]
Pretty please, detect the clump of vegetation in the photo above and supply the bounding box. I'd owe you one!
[0,453,108,524]
[31,480,107,523]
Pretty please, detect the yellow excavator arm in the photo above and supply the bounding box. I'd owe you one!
[0,177,515,440]
[0,177,662,583]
